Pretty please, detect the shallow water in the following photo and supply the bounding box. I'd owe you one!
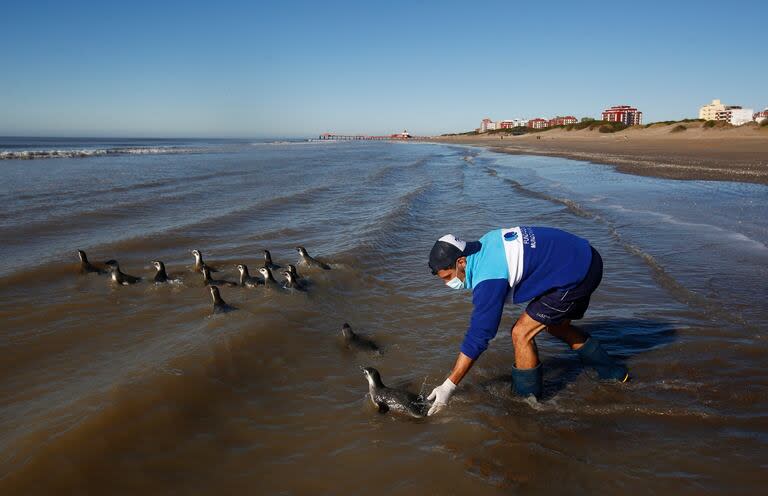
[1,138,766,494]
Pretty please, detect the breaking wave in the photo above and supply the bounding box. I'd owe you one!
[0,146,207,160]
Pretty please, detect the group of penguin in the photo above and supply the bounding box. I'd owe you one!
[77,246,330,313]
[77,246,432,418]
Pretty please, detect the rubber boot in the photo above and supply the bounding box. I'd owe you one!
[512,363,542,399]
[577,338,629,382]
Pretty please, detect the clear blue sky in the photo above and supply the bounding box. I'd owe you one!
[1,0,765,137]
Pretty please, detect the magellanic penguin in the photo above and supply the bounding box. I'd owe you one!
[285,264,303,281]
[263,250,281,270]
[258,266,281,289]
[236,264,261,288]
[105,260,142,285]
[282,270,307,292]
[361,367,427,418]
[342,323,380,354]
[201,264,237,287]
[295,246,331,270]
[77,249,106,274]
[191,249,218,273]
[209,285,236,314]
[151,260,178,283]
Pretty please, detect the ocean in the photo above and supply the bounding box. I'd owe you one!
[1,137,766,494]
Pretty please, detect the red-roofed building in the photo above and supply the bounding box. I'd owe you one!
[547,116,578,127]
[601,105,643,126]
[527,118,548,129]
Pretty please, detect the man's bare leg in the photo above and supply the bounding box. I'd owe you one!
[510,312,547,369]
[545,319,588,351]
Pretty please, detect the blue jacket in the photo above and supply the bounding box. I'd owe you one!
[460,226,592,360]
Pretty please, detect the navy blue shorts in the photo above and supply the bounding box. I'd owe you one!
[525,247,603,326]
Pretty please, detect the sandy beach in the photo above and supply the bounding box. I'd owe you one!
[431,122,768,184]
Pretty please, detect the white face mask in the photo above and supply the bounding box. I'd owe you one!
[446,277,464,290]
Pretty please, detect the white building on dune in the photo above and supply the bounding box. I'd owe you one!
[714,107,754,126]
[729,108,754,126]
[699,99,726,120]
[481,117,529,132]
[480,118,498,132]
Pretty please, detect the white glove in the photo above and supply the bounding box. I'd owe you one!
[427,378,457,416]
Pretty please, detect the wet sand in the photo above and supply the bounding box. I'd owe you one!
[431,122,768,184]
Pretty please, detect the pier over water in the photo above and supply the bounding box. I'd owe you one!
[317,130,428,141]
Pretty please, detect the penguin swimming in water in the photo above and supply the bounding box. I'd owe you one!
[341,323,379,354]
[208,285,236,314]
[201,264,237,287]
[295,246,331,270]
[191,249,218,273]
[360,367,427,418]
[236,264,261,288]
[263,250,281,270]
[105,260,142,285]
[151,260,178,283]
[77,250,106,274]
[282,269,307,292]
[285,264,303,281]
[258,266,281,289]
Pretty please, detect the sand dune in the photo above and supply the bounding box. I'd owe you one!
[432,122,768,184]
